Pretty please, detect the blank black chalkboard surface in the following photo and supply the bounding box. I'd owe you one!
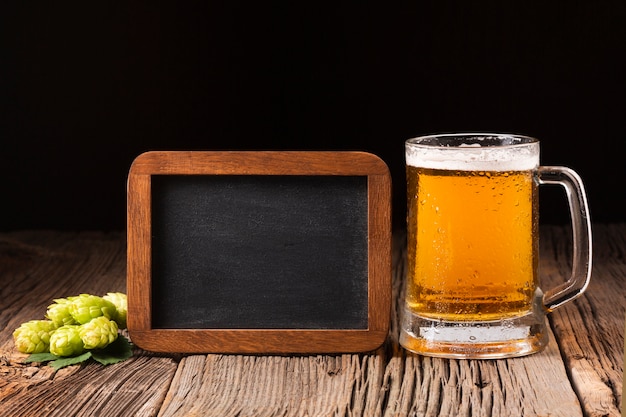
[127,151,392,353]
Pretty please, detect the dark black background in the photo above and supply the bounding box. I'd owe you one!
[2,2,625,231]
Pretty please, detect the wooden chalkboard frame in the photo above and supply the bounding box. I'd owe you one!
[127,151,391,354]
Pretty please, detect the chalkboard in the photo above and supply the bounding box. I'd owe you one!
[127,151,391,353]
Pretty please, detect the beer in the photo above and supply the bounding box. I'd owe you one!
[406,164,538,322]
[400,134,591,358]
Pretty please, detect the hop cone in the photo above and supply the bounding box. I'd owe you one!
[69,294,117,325]
[103,292,127,329]
[80,316,119,350]
[46,298,78,327]
[13,320,57,354]
[49,325,85,357]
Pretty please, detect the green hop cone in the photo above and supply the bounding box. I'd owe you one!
[69,294,117,325]
[46,298,78,327]
[103,292,127,329]
[49,325,85,357]
[13,320,57,354]
[80,316,118,350]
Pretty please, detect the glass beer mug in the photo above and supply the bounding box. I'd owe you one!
[400,133,592,359]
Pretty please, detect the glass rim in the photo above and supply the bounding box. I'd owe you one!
[406,133,539,149]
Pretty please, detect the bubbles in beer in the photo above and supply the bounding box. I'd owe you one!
[405,164,538,322]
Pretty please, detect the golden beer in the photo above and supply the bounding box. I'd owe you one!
[400,134,591,358]
[406,165,539,322]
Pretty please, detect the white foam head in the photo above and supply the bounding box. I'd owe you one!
[405,133,539,171]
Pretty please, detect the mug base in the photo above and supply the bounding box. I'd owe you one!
[399,308,548,359]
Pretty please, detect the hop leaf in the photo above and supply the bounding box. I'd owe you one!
[103,292,127,329]
[49,325,85,357]
[13,320,57,354]
[80,316,118,350]
[69,294,117,325]
[49,352,93,371]
[46,298,78,327]
[91,335,133,366]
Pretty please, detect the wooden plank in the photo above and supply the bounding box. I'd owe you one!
[541,224,626,417]
[157,352,386,417]
[1,226,624,416]
[0,356,177,417]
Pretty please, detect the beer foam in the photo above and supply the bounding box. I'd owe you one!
[406,137,539,171]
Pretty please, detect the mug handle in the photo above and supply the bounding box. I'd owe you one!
[538,166,593,311]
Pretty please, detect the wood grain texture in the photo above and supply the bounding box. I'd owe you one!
[540,224,626,417]
[0,225,624,416]
[128,151,391,176]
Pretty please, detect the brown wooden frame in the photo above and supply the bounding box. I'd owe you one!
[127,151,391,353]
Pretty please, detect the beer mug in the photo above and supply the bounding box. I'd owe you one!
[400,133,592,358]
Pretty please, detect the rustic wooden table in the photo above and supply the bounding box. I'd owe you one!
[1,224,624,416]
